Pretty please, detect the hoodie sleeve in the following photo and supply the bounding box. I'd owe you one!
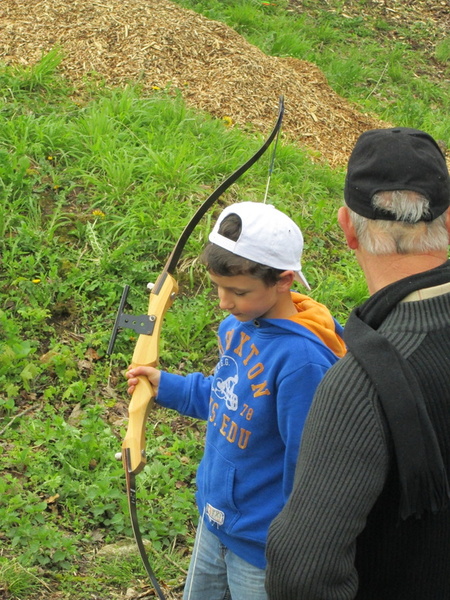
[156,371,214,421]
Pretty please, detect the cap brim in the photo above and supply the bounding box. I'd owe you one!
[294,271,311,291]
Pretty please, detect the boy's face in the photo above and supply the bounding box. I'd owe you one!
[208,271,283,322]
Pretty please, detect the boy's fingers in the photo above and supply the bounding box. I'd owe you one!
[126,369,140,379]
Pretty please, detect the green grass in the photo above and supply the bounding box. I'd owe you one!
[0,1,447,597]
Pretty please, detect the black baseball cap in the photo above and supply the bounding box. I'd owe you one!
[344,127,450,222]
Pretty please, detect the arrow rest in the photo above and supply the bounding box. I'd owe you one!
[107,285,160,355]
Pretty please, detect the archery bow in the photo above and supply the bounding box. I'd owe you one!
[108,96,284,599]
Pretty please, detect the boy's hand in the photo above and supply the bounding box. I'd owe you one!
[126,366,161,396]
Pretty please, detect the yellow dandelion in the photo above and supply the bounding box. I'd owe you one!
[222,116,233,127]
[92,209,105,218]
[32,278,41,284]
[152,85,161,90]
[47,156,54,161]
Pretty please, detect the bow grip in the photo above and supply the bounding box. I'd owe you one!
[122,271,178,474]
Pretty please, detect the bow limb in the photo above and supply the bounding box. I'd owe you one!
[124,467,167,600]
[165,95,285,274]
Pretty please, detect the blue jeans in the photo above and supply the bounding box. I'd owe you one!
[182,522,268,600]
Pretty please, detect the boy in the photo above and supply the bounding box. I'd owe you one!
[126,201,345,600]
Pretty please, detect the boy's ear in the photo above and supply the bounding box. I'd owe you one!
[277,271,295,291]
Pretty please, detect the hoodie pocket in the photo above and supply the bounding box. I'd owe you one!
[197,443,241,532]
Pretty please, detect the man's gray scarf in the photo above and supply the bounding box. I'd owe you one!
[344,260,450,520]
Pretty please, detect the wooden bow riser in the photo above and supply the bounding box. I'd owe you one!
[123,270,178,475]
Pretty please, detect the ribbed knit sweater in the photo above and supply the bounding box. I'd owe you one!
[266,290,450,600]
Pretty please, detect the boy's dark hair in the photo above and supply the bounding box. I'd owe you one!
[201,213,284,286]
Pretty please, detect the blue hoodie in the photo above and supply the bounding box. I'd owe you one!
[156,292,345,568]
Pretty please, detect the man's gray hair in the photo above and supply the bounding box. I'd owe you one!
[348,190,449,254]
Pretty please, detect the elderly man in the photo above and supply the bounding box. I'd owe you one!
[266,127,450,600]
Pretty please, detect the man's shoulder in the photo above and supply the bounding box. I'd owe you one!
[312,352,388,437]
[318,350,373,395]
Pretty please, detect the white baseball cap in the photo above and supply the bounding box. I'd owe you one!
[209,201,310,290]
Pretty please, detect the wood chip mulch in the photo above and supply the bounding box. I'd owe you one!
[2,0,389,166]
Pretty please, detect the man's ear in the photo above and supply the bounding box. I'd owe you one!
[338,206,359,250]
[277,271,295,291]
[445,209,450,243]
